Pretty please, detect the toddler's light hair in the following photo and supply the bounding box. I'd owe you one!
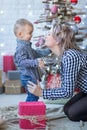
[14,18,33,36]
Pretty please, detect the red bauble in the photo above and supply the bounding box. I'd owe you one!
[73,16,81,24]
[70,0,78,4]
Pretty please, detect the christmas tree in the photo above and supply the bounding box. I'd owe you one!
[34,0,87,50]
[34,0,87,87]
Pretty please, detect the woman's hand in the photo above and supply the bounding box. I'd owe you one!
[27,81,43,97]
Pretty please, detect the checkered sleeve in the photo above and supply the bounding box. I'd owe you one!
[43,50,81,99]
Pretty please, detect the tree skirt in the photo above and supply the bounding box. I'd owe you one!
[0,105,87,130]
[0,106,19,130]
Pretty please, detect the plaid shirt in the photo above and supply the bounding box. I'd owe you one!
[14,39,51,82]
[43,49,87,99]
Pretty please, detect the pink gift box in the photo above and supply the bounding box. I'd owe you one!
[18,101,46,129]
[3,55,16,72]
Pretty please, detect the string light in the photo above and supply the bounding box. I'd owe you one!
[0,52,6,56]
[27,5,31,8]
[0,10,4,14]
[28,11,33,16]
[0,43,4,47]
[0,28,4,32]
[85,4,87,9]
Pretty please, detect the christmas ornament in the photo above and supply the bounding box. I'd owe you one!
[35,37,45,47]
[70,24,78,34]
[70,0,78,5]
[51,5,58,14]
[73,16,81,24]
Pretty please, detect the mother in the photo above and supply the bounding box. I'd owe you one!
[28,23,87,121]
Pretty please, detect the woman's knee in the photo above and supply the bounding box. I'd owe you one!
[67,114,78,121]
[67,108,79,121]
[64,104,77,121]
[63,104,69,115]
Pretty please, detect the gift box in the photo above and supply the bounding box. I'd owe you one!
[3,55,16,72]
[46,73,61,89]
[7,70,20,80]
[4,79,21,94]
[18,101,46,129]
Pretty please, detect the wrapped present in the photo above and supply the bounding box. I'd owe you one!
[3,55,16,72]
[18,101,46,129]
[4,79,21,94]
[46,73,61,89]
[7,70,20,80]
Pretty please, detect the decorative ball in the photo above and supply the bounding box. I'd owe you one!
[70,0,78,5]
[35,42,39,47]
[51,5,58,14]
[73,16,81,24]
[35,37,45,47]
[70,24,78,34]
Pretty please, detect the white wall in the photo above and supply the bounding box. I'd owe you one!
[0,0,44,69]
[0,0,87,69]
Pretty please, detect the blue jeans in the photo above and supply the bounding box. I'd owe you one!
[20,75,39,102]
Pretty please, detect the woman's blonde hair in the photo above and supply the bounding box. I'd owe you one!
[52,23,80,56]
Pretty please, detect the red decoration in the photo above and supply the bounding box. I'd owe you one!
[73,16,81,24]
[70,0,78,4]
[18,102,46,129]
[46,73,61,89]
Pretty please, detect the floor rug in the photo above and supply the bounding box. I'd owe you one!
[0,105,87,130]
[0,106,19,130]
